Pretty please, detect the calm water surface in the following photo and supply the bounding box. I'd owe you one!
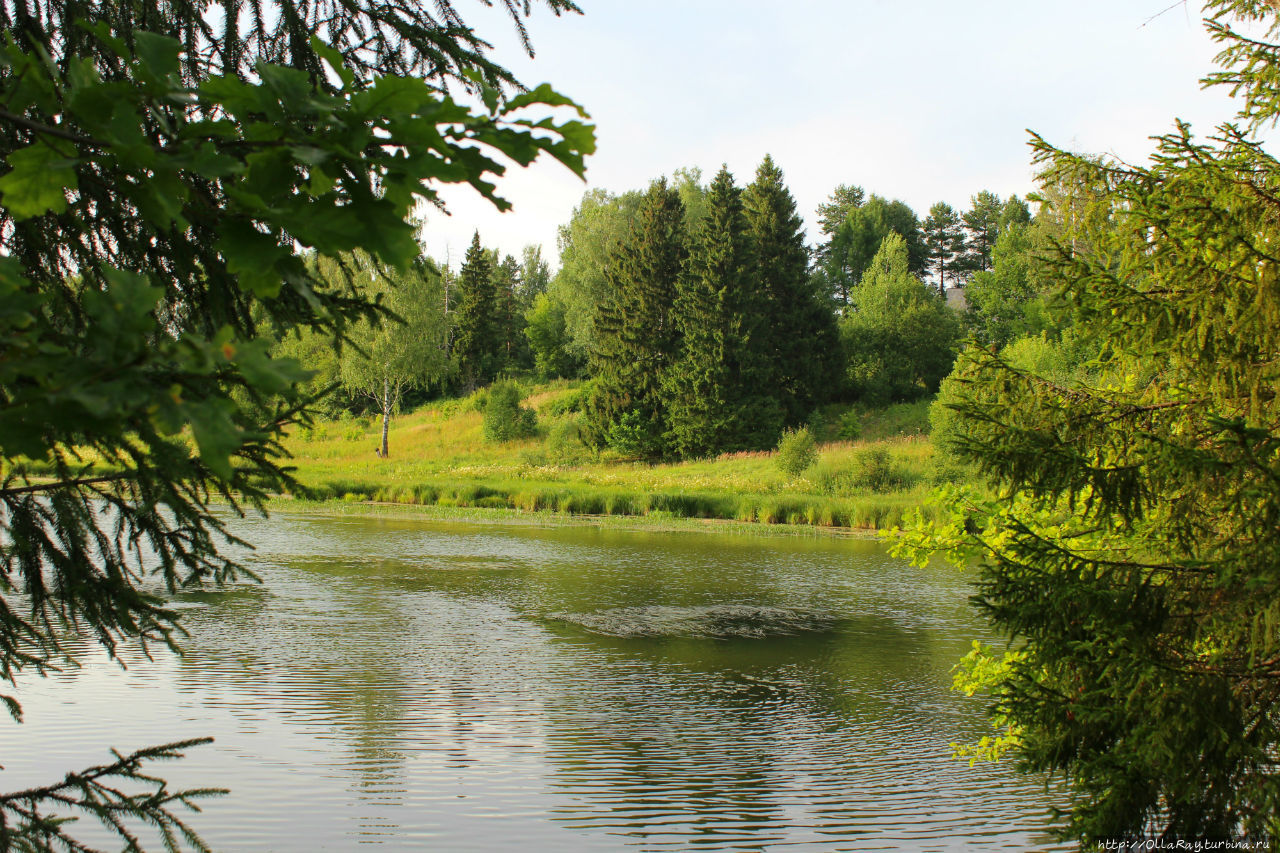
[4,512,1064,850]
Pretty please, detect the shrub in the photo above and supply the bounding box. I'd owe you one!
[776,427,818,476]
[837,409,862,441]
[605,410,661,459]
[546,417,588,464]
[482,382,537,443]
[546,385,588,417]
[851,447,918,493]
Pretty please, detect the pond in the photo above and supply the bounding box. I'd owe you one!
[3,511,1063,850]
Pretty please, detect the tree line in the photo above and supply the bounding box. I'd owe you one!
[296,157,1036,459]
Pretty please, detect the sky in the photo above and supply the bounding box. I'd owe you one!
[416,1,1254,267]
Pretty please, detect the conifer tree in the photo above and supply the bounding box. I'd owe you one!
[921,201,967,295]
[583,179,686,455]
[453,232,498,391]
[960,190,1004,276]
[744,155,841,426]
[665,167,780,458]
[492,252,528,371]
[812,183,866,272]
[898,1,1280,842]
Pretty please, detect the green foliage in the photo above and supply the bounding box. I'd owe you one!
[492,251,530,374]
[454,232,500,391]
[744,155,842,427]
[0,9,592,847]
[898,2,1280,842]
[840,234,960,405]
[545,417,589,464]
[524,291,582,379]
[604,410,662,459]
[548,187,644,359]
[665,166,779,458]
[0,738,226,851]
[775,427,817,477]
[822,194,926,304]
[921,201,966,294]
[583,179,686,454]
[482,382,537,442]
[331,253,451,456]
[545,384,589,416]
[959,190,1004,275]
[961,223,1053,348]
[811,447,919,495]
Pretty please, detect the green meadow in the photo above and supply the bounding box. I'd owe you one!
[282,383,955,530]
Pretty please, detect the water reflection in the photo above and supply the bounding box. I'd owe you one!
[3,512,1064,850]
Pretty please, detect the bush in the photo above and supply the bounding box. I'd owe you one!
[851,447,917,493]
[776,427,818,476]
[546,417,588,464]
[837,409,862,440]
[482,382,537,443]
[546,385,588,417]
[605,410,662,459]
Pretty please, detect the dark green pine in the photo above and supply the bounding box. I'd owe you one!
[665,166,780,458]
[744,155,842,426]
[453,231,498,391]
[582,179,687,455]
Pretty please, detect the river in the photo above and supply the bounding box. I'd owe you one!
[3,510,1064,850]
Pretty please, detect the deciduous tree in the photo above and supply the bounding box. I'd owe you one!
[334,254,450,457]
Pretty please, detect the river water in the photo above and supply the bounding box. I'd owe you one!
[3,511,1064,850]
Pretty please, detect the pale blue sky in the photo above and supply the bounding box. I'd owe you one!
[419,2,1251,266]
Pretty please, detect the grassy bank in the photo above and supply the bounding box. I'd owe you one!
[260,496,883,539]
[281,384,954,531]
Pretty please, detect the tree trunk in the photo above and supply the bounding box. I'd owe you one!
[380,376,390,458]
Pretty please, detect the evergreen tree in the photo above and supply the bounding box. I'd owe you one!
[665,167,780,458]
[745,155,842,425]
[492,252,528,371]
[583,179,687,455]
[453,232,498,391]
[812,183,866,273]
[921,201,966,295]
[960,190,1004,276]
[898,1,1280,842]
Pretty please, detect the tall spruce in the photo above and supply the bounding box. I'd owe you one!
[492,252,527,371]
[665,167,780,458]
[583,179,687,455]
[744,155,840,426]
[454,232,498,391]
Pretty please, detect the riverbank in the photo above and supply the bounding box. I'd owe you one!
[262,495,885,539]
[281,384,955,532]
